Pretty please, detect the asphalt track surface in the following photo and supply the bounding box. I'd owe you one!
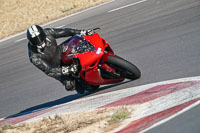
[0,0,200,132]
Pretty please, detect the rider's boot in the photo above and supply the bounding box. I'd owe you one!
[63,78,85,94]
[63,78,76,91]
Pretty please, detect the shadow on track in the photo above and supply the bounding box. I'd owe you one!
[6,80,131,119]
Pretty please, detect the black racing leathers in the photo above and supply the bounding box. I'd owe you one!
[28,28,82,77]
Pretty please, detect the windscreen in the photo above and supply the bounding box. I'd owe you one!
[66,35,96,56]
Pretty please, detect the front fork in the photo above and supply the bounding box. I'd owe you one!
[101,51,115,64]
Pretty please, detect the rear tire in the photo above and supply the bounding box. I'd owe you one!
[106,55,141,80]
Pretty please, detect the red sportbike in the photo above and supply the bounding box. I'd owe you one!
[60,30,141,93]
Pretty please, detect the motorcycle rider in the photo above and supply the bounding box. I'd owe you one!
[27,25,94,94]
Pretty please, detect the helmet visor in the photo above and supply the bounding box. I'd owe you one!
[31,35,46,49]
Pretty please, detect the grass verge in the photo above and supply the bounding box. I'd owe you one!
[0,0,110,40]
[0,106,134,133]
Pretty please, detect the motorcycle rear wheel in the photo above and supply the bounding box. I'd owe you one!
[106,55,141,80]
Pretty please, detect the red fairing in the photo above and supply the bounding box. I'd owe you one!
[74,33,105,70]
[74,51,103,71]
[80,67,124,85]
[83,33,104,49]
[61,44,73,65]
[61,33,125,86]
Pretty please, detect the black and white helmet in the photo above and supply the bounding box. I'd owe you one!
[27,25,46,49]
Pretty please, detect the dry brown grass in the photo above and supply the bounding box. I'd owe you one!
[0,0,110,40]
[0,106,134,133]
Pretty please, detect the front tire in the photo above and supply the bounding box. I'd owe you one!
[106,55,141,80]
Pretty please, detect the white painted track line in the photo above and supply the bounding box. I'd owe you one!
[56,25,65,28]
[108,0,148,13]
[15,37,27,43]
[141,100,200,133]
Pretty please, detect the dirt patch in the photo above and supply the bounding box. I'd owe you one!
[0,106,134,133]
[0,0,110,40]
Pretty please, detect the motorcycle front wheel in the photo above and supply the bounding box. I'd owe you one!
[106,55,141,80]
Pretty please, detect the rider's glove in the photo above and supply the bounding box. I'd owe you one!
[62,64,78,76]
[80,29,94,36]
[48,58,80,77]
